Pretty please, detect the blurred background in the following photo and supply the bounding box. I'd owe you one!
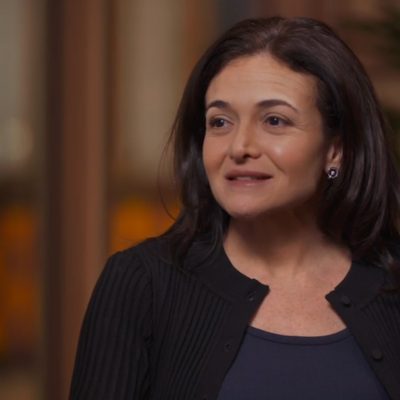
[0,0,399,398]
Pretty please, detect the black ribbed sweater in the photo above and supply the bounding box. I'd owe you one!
[70,237,400,399]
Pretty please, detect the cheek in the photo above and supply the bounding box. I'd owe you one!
[202,137,224,176]
[269,137,327,179]
[202,139,216,182]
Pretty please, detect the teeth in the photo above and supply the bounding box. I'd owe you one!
[235,176,259,180]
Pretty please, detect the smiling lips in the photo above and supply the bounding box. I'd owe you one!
[225,170,272,182]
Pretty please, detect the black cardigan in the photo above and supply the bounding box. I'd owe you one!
[70,237,400,399]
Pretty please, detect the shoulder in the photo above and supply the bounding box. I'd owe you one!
[71,240,167,397]
[79,238,173,344]
[98,235,226,307]
[108,234,210,276]
[95,236,181,302]
[104,236,171,276]
[87,239,167,314]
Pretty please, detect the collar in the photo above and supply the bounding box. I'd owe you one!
[186,238,386,307]
[326,260,386,308]
[186,238,268,301]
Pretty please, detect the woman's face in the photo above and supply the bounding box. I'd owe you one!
[202,54,341,220]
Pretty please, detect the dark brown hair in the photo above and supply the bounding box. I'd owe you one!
[163,17,400,283]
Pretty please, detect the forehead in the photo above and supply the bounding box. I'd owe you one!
[205,54,319,109]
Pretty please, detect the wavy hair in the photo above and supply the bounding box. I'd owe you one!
[163,17,400,285]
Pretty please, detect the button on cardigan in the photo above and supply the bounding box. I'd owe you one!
[70,237,400,399]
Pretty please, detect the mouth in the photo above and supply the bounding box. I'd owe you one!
[225,171,272,181]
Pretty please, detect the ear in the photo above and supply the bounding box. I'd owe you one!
[325,135,342,171]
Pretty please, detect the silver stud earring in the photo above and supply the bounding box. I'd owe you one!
[327,167,339,180]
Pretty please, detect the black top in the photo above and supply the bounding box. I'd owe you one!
[217,326,390,399]
[70,237,400,399]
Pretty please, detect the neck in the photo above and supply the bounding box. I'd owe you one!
[224,209,350,280]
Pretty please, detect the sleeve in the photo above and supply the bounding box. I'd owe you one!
[70,249,153,399]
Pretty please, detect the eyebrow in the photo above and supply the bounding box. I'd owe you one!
[205,99,299,113]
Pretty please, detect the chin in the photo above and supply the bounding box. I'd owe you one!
[224,206,272,221]
[223,200,303,222]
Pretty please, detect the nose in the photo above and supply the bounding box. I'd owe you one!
[228,122,261,162]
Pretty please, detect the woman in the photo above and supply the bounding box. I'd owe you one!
[70,17,400,399]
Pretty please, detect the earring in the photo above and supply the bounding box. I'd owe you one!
[327,167,339,180]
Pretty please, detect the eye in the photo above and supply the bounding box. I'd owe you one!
[208,117,229,129]
[265,115,286,126]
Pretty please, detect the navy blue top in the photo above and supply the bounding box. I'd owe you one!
[217,326,390,400]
